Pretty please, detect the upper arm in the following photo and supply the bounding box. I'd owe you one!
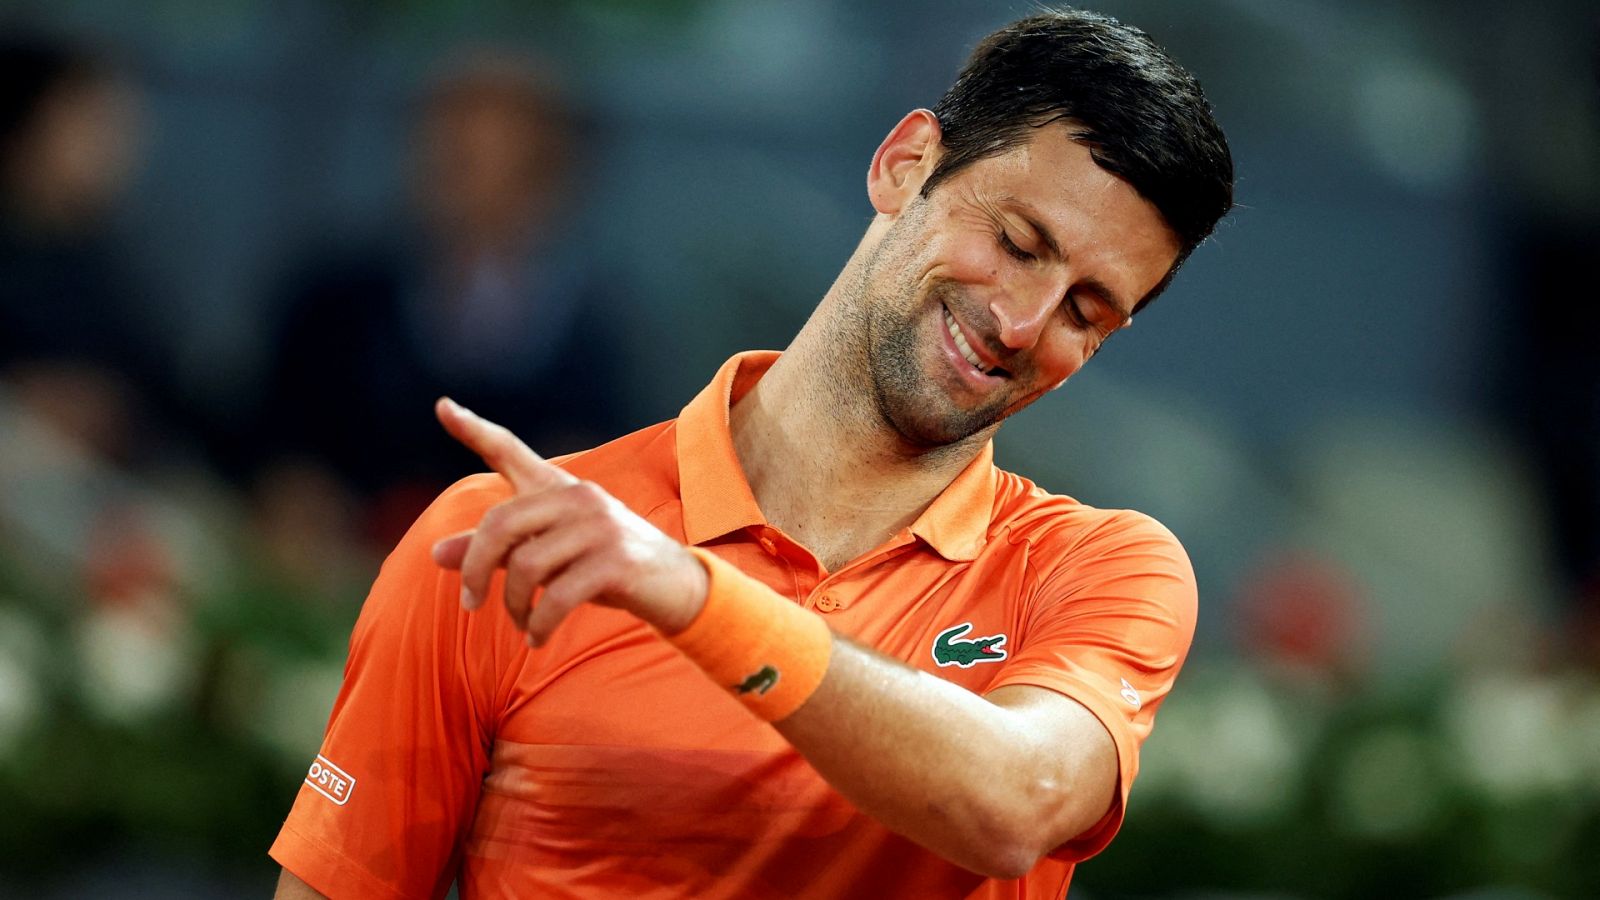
[985,512,1199,861]
[268,476,516,898]
[275,868,328,900]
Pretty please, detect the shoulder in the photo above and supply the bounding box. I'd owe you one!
[985,470,1194,612]
[554,418,679,489]
[414,418,681,537]
[990,469,1187,563]
[983,473,1198,659]
[409,472,516,539]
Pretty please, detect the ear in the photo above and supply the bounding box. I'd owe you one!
[867,109,942,216]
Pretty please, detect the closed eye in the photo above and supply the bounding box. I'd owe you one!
[1063,296,1090,328]
[1065,294,1116,345]
[998,231,1036,263]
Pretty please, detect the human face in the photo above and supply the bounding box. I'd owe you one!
[857,120,1181,448]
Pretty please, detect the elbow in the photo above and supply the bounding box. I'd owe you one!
[963,821,1049,881]
[966,749,1118,878]
[975,844,1043,882]
[958,784,1068,880]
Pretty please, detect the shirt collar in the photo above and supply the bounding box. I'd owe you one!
[678,351,776,546]
[906,441,994,561]
[676,351,995,561]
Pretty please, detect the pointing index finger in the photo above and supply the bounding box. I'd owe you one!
[435,397,575,494]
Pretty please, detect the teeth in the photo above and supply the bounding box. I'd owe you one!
[944,308,990,374]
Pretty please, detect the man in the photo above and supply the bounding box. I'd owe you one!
[254,52,624,551]
[272,8,1232,898]
[0,33,175,463]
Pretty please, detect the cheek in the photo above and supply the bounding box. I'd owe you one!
[916,215,1004,284]
[1032,332,1089,385]
[943,233,1005,283]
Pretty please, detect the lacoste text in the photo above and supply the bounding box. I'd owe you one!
[305,755,356,805]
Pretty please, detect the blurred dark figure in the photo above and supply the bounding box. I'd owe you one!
[1498,18,1600,662]
[1503,218,1600,656]
[0,34,176,462]
[255,53,626,550]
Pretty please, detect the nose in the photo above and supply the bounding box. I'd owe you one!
[989,272,1065,350]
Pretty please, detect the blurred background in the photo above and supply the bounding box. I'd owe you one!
[0,0,1596,896]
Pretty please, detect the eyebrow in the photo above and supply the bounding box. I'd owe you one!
[1001,197,1065,262]
[1000,197,1134,324]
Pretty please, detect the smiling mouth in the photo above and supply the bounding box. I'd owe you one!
[943,307,1008,378]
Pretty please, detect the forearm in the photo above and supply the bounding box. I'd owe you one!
[653,548,1117,877]
[774,636,1114,878]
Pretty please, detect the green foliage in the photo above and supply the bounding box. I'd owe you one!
[1076,664,1600,899]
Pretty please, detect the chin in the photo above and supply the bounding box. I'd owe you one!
[865,293,1014,448]
[878,389,1009,449]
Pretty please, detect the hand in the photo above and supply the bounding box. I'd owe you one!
[429,398,708,644]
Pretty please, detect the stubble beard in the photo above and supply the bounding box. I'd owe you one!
[865,279,1020,450]
[828,198,1026,454]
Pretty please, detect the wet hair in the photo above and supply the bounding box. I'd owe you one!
[925,8,1234,308]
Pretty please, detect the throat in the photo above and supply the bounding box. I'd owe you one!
[731,397,960,572]
[727,343,982,570]
[761,491,917,573]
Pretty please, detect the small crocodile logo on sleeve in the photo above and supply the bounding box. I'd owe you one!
[735,664,779,695]
[932,623,1009,668]
[1119,678,1142,709]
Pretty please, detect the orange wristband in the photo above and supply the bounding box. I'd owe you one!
[666,547,833,722]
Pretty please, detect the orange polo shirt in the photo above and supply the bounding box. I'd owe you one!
[270,351,1197,899]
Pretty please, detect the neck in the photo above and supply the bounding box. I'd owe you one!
[728,280,990,569]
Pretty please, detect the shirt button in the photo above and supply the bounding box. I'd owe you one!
[816,594,841,612]
[758,536,778,554]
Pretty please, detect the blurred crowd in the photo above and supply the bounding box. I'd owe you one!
[0,7,1597,899]
[1,31,627,557]
[0,29,635,895]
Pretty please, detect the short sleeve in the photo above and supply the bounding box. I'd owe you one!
[985,510,1198,863]
[270,474,519,900]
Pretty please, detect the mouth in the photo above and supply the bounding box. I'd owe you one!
[942,306,1008,379]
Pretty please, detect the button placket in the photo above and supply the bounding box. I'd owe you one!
[806,544,908,613]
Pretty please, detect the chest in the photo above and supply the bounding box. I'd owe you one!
[495,531,1037,753]
[467,541,1041,895]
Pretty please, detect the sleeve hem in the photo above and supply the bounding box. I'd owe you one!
[270,821,432,900]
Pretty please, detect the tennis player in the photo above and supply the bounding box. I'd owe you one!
[272,8,1233,897]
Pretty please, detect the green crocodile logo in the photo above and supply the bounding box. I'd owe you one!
[932,623,1008,668]
[735,665,779,695]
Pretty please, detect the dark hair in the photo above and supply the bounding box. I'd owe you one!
[925,8,1234,309]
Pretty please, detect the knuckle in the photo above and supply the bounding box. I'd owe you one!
[537,584,576,614]
[479,502,511,535]
[595,518,625,544]
[510,540,537,563]
[510,542,543,571]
